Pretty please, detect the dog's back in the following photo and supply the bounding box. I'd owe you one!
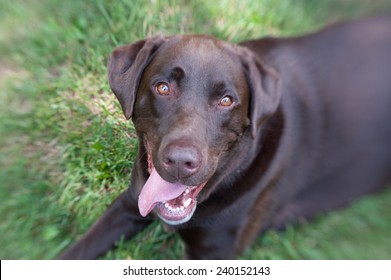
[242,17,391,227]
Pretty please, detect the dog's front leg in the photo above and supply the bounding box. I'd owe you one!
[59,187,152,259]
[178,223,239,259]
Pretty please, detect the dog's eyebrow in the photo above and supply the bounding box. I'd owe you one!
[170,66,185,81]
[211,81,227,94]
[206,81,234,101]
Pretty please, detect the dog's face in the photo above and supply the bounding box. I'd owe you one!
[134,36,250,225]
[108,35,280,226]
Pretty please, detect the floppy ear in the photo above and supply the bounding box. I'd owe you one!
[238,47,281,137]
[108,35,167,119]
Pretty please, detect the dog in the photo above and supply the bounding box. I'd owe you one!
[60,17,391,259]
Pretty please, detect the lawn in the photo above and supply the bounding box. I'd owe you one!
[0,0,390,260]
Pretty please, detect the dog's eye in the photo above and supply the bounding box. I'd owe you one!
[219,96,234,107]
[155,82,170,95]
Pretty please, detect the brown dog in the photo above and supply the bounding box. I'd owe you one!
[61,17,391,259]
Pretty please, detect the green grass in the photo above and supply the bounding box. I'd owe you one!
[1,0,390,260]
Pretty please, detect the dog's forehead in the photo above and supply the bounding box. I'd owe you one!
[154,36,240,72]
[175,36,226,58]
[145,36,246,90]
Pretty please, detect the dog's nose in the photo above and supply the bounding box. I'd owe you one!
[162,144,202,179]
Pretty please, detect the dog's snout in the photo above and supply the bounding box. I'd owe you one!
[162,143,202,179]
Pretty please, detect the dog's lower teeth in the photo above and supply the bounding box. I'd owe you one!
[184,198,192,207]
[163,203,184,212]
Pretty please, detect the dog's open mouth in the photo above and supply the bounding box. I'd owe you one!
[137,144,206,225]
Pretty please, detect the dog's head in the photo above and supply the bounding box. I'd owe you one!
[108,35,280,225]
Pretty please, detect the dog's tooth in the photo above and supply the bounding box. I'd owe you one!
[166,204,173,211]
[183,198,192,207]
[185,188,190,194]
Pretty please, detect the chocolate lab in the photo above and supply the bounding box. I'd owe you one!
[60,17,391,259]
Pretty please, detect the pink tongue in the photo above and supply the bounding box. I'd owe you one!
[138,168,188,216]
